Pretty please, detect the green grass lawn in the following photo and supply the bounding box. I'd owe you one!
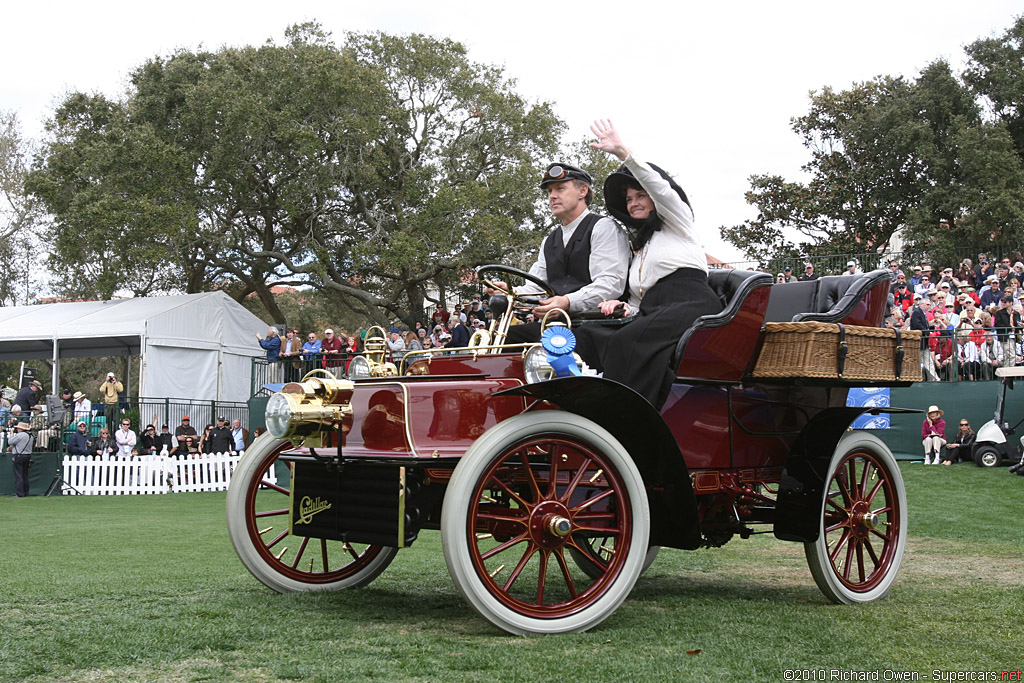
[1,462,1022,682]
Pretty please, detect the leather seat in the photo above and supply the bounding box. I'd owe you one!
[764,269,891,327]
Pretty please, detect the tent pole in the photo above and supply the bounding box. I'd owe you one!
[52,337,59,394]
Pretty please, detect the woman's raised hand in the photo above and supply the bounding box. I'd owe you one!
[590,119,631,161]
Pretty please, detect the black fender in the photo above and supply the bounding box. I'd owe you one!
[497,376,702,550]
[773,405,913,542]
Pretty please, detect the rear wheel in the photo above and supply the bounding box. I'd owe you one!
[442,412,650,635]
[804,432,907,604]
[974,445,1002,468]
[226,433,397,592]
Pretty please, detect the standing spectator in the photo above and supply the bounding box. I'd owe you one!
[8,421,34,497]
[979,274,1002,311]
[67,421,91,457]
[930,318,954,380]
[941,418,976,465]
[157,424,175,454]
[320,328,343,368]
[115,418,136,458]
[781,265,794,282]
[14,379,42,413]
[279,328,301,382]
[208,417,233,453]
[99,372,123,431]
[908,265,924,288]
[888,260,904,282]
[404,331,423,351]
[256,327,281,361]
[954,259,973,287]
[91,427,116,459]
[138,424,160,454]
[447,316,470,348]
[174,416,197,448]
[344,335,359,353]
[798,262,818,281]
[231,419,249,452]
[302,332,321,359]
[72,391,92,423]
[387,328,406,354]
[842,260,860,276]
[198,424,215,454]
[921,405,946,465]
[993,295,1021,365]
[775,273,786,284]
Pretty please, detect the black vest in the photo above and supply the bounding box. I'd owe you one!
[542,213,601,296]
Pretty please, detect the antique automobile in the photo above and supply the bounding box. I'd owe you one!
[227,266,916,635]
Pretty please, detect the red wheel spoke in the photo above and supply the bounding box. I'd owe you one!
[480,533,528,561]
[846,459,860,499]
[475,511,528,527]
[828,529,851,563]
[858,460,872,499]
[547,449,560,498]
[824,519,847,534]
[290,537,310,569]
[855,540,866,583]
[871,505,892,516]
[320,538,330,571]
[265,529,288,550]
[254,508,289,519]
[571,488,614,513]
[869,527,892,543]
[522,458,543,501]
[554,549,579,598]
[843,535,856,580]
[835,473,854,507]
[260,479,289,496]
[535,550,549,605]
[559,456,593,504]
[574,523,622,535]
[862,536,881,569]
[571,511,616,522]
[502,544,539,592]
[487,476,530,510]
[865,478,884,506]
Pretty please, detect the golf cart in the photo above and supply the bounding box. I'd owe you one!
[972,366,1024,468]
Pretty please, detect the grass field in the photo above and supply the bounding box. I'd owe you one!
[1,462,1022,682]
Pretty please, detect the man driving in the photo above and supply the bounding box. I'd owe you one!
[503,162,629,342]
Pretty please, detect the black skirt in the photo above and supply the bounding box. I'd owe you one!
[574,268,722,409]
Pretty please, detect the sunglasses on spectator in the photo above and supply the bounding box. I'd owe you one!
[960,422,969,426]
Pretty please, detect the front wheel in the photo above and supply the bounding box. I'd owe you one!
[442,412,650,635]
[974,445,1002,468]
[226,433,398,593]
[804,432,907,604]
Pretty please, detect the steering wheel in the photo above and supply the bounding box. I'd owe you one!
[476,264,556,305]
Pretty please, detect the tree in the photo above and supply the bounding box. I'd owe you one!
[965,15,1024,162]
[0,110,43,304]
[721,52,1024,269]
[29,25,563,325]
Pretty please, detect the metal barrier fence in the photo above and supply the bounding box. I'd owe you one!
[251,353,361,395]
[58,451,248,495]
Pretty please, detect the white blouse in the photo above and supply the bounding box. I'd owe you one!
[622,154,707,308]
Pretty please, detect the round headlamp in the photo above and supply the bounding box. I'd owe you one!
[265,392,296,439]
[347,355,370,379]
[523,345,555,384]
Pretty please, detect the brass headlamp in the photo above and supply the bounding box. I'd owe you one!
[265,370,354,446]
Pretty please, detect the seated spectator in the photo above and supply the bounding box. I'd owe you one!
[72,391,92,423]
[921,405,946,465]
[914,274,934,297]
[909,265,923,288]
[157,424,174,454]
[67,421,91,457]
[954,259,973,287]
[929,321,954,381]
[979,331,1003,377]
[942,418,975,465]
[975,256,994,288]
[956,332,980,381]
[888,260,904,282]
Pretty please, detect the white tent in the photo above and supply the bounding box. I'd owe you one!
[0,292,268,402]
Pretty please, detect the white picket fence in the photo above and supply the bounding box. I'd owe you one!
[60,451,257,495]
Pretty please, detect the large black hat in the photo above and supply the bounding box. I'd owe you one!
[540,162,592,189]
[603,162,691,228]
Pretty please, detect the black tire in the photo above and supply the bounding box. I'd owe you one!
[974,445,1002,468]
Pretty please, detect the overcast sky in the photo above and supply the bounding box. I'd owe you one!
[3,1,1021,263]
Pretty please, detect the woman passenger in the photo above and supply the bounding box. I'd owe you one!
[572,119,722,409]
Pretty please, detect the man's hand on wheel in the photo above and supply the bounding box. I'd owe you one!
[533,295,570,315]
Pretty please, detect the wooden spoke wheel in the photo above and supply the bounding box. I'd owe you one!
[804,432,907,604]
[226,433,397,593]
[442,412,649,635]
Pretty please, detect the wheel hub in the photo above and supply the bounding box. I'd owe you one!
[529,500,573,549]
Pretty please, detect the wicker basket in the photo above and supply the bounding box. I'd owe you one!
[752,322,922,382]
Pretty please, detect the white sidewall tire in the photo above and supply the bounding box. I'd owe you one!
[441,412,650,635]
[804,431,907,604]
[226,432,398,593]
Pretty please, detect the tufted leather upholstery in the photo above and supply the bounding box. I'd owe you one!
[792,269,891,324]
